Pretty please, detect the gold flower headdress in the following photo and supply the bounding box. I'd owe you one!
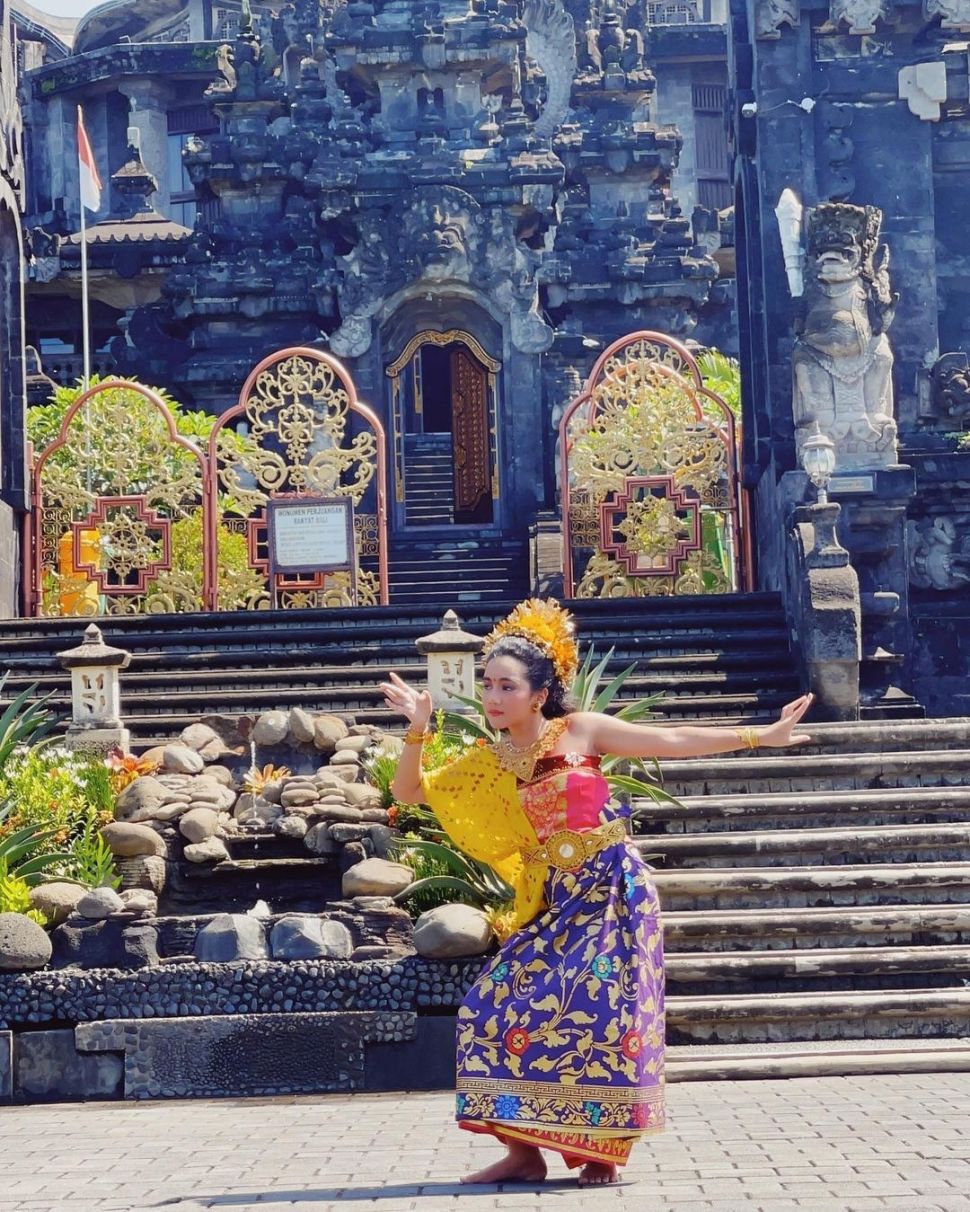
[482,598,579,685]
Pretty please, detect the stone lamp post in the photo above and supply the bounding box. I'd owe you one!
[800,426,847,565]
[415,610,483,712]
[801,426,837,505]
[58,624,132,754]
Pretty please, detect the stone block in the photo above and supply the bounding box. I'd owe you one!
[74,1011,416,1099]
[50,919,159,970]
[413,904,494,958]
[15,1029,123,1101]
[342,858,413,898]
[269,915,353,960]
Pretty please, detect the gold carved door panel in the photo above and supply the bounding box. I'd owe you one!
[451,345,492,524]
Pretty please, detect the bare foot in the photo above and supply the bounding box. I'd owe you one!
[461,1144,548,1185]
[578,1161,618,1186]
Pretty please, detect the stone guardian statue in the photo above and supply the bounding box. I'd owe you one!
[792,202,899,471]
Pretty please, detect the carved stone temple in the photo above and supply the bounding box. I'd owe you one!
[3,0,970,716]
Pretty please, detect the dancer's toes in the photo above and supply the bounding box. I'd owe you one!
[578,1162,618,1186]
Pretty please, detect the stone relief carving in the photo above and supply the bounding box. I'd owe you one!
[829,0,893,34]
[816,102,855,202]
[523,0,577,139]
[923,0,970,30]
[908,516,970,590]
[933,353,970,426]
[332,186,553,357]
[755,0,800,39]
[792,202,899,471]
[0,0,24,201]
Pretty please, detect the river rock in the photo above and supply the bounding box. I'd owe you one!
[261,780,283,805]
[180,722,223,753]
[288,707,316,744]
[114,776,170,821]
[76,887,125,920]
[194,913,268,962]
[329,823,370,843]
[0,913,52,970]
[342,782,383,809]
[100,821,167,858]
[269,915,353,960]
[183,836,230,864]
[115,854,168,895]
[204,764,235,787]
[329,750,361,767]
[128,799,191,824]
[252,710,289,746]
[27,883,85,926]
[162,744,205,775]
[341,857,413,898]
[367,824,400,859]
[281,786,319,808]
[119,889,158,916]
[313,714,348,753]
[304,822,337,855]
[278,815,309,840]
[335,735,372,754]
[361,808,390,823]
[179,807,219,843]
[234,793,283,829]
[413,903,494,958]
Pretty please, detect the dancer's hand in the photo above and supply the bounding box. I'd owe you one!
[757,693,814,748]
[380,671,433,732]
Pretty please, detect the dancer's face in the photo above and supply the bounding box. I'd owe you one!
[482,655,545,731]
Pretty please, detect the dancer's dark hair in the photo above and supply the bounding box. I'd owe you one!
[484,635,574,719]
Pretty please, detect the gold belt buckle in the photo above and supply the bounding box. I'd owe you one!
[544,828,588,872]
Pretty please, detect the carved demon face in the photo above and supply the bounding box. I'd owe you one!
[808,229,863,284]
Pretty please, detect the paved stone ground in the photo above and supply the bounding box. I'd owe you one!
[2,1073,970,1212]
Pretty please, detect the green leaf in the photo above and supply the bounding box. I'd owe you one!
[591,661,638,714]
[394,875,488,906]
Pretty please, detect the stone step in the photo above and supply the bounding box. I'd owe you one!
[635,822,970,867]
[665,943,970,993]
[665,1039,970,1081]
[635,785,970,832]
[662,902,970,951]
[657,748,970,798]
[652,861,970,911]
[665,987,970,1043]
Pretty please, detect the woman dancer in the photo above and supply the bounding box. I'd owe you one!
[382,599,812,1187]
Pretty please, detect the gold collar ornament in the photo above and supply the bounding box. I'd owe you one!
[482,599,579,686]
[491,717,568,783]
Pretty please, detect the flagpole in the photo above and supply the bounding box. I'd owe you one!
[78,105,91,392]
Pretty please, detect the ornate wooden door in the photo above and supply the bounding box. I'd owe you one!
[451,345,492,524]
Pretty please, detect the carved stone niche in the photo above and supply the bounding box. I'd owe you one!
[908,515,970,590]
[792,202,900,472]
[919,352,970,430]
[924,0,970,32]
[829,0,893,35]
[755,0,799,39]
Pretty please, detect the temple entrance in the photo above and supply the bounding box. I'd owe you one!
[386,330,499,528]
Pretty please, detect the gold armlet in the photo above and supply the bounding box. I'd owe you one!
[403,727,431,746]
[738,727,761,750]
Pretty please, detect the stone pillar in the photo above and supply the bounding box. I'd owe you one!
[119,81,174,215]
[415,610,484,712]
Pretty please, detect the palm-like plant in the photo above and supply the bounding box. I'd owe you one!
[0,806,74,887]
[392,837,515,914]
[0,674,57,773]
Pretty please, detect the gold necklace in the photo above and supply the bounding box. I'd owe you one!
[491,717,568,782]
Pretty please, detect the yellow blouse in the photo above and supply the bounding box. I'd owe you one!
[420,744,546,936]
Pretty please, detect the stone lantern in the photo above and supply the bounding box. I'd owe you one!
[415,610,483,712]
[58,624,132,754]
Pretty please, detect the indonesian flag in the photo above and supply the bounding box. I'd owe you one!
[77,106,102,213]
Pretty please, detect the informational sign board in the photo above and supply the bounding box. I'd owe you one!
[266,496,356,606]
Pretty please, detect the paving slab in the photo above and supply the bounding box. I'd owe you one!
[1,1073,970,1210]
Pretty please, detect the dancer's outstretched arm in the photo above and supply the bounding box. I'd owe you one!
[572,693,814,760]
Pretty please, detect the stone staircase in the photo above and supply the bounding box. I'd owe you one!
[634,718,970,1072]
[402,434,454,526]
[387,537,530,605]
[0,593,799,748]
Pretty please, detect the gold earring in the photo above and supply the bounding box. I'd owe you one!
[532,702,541,713]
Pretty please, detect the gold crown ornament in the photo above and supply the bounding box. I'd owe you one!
[482,598,579,685]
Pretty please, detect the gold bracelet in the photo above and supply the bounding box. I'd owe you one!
[403,726,430,746]
[738,727,760,750]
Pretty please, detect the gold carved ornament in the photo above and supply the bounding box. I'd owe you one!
[34,382,207,617]
[563,339,739,599]
[211,351,385,610]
